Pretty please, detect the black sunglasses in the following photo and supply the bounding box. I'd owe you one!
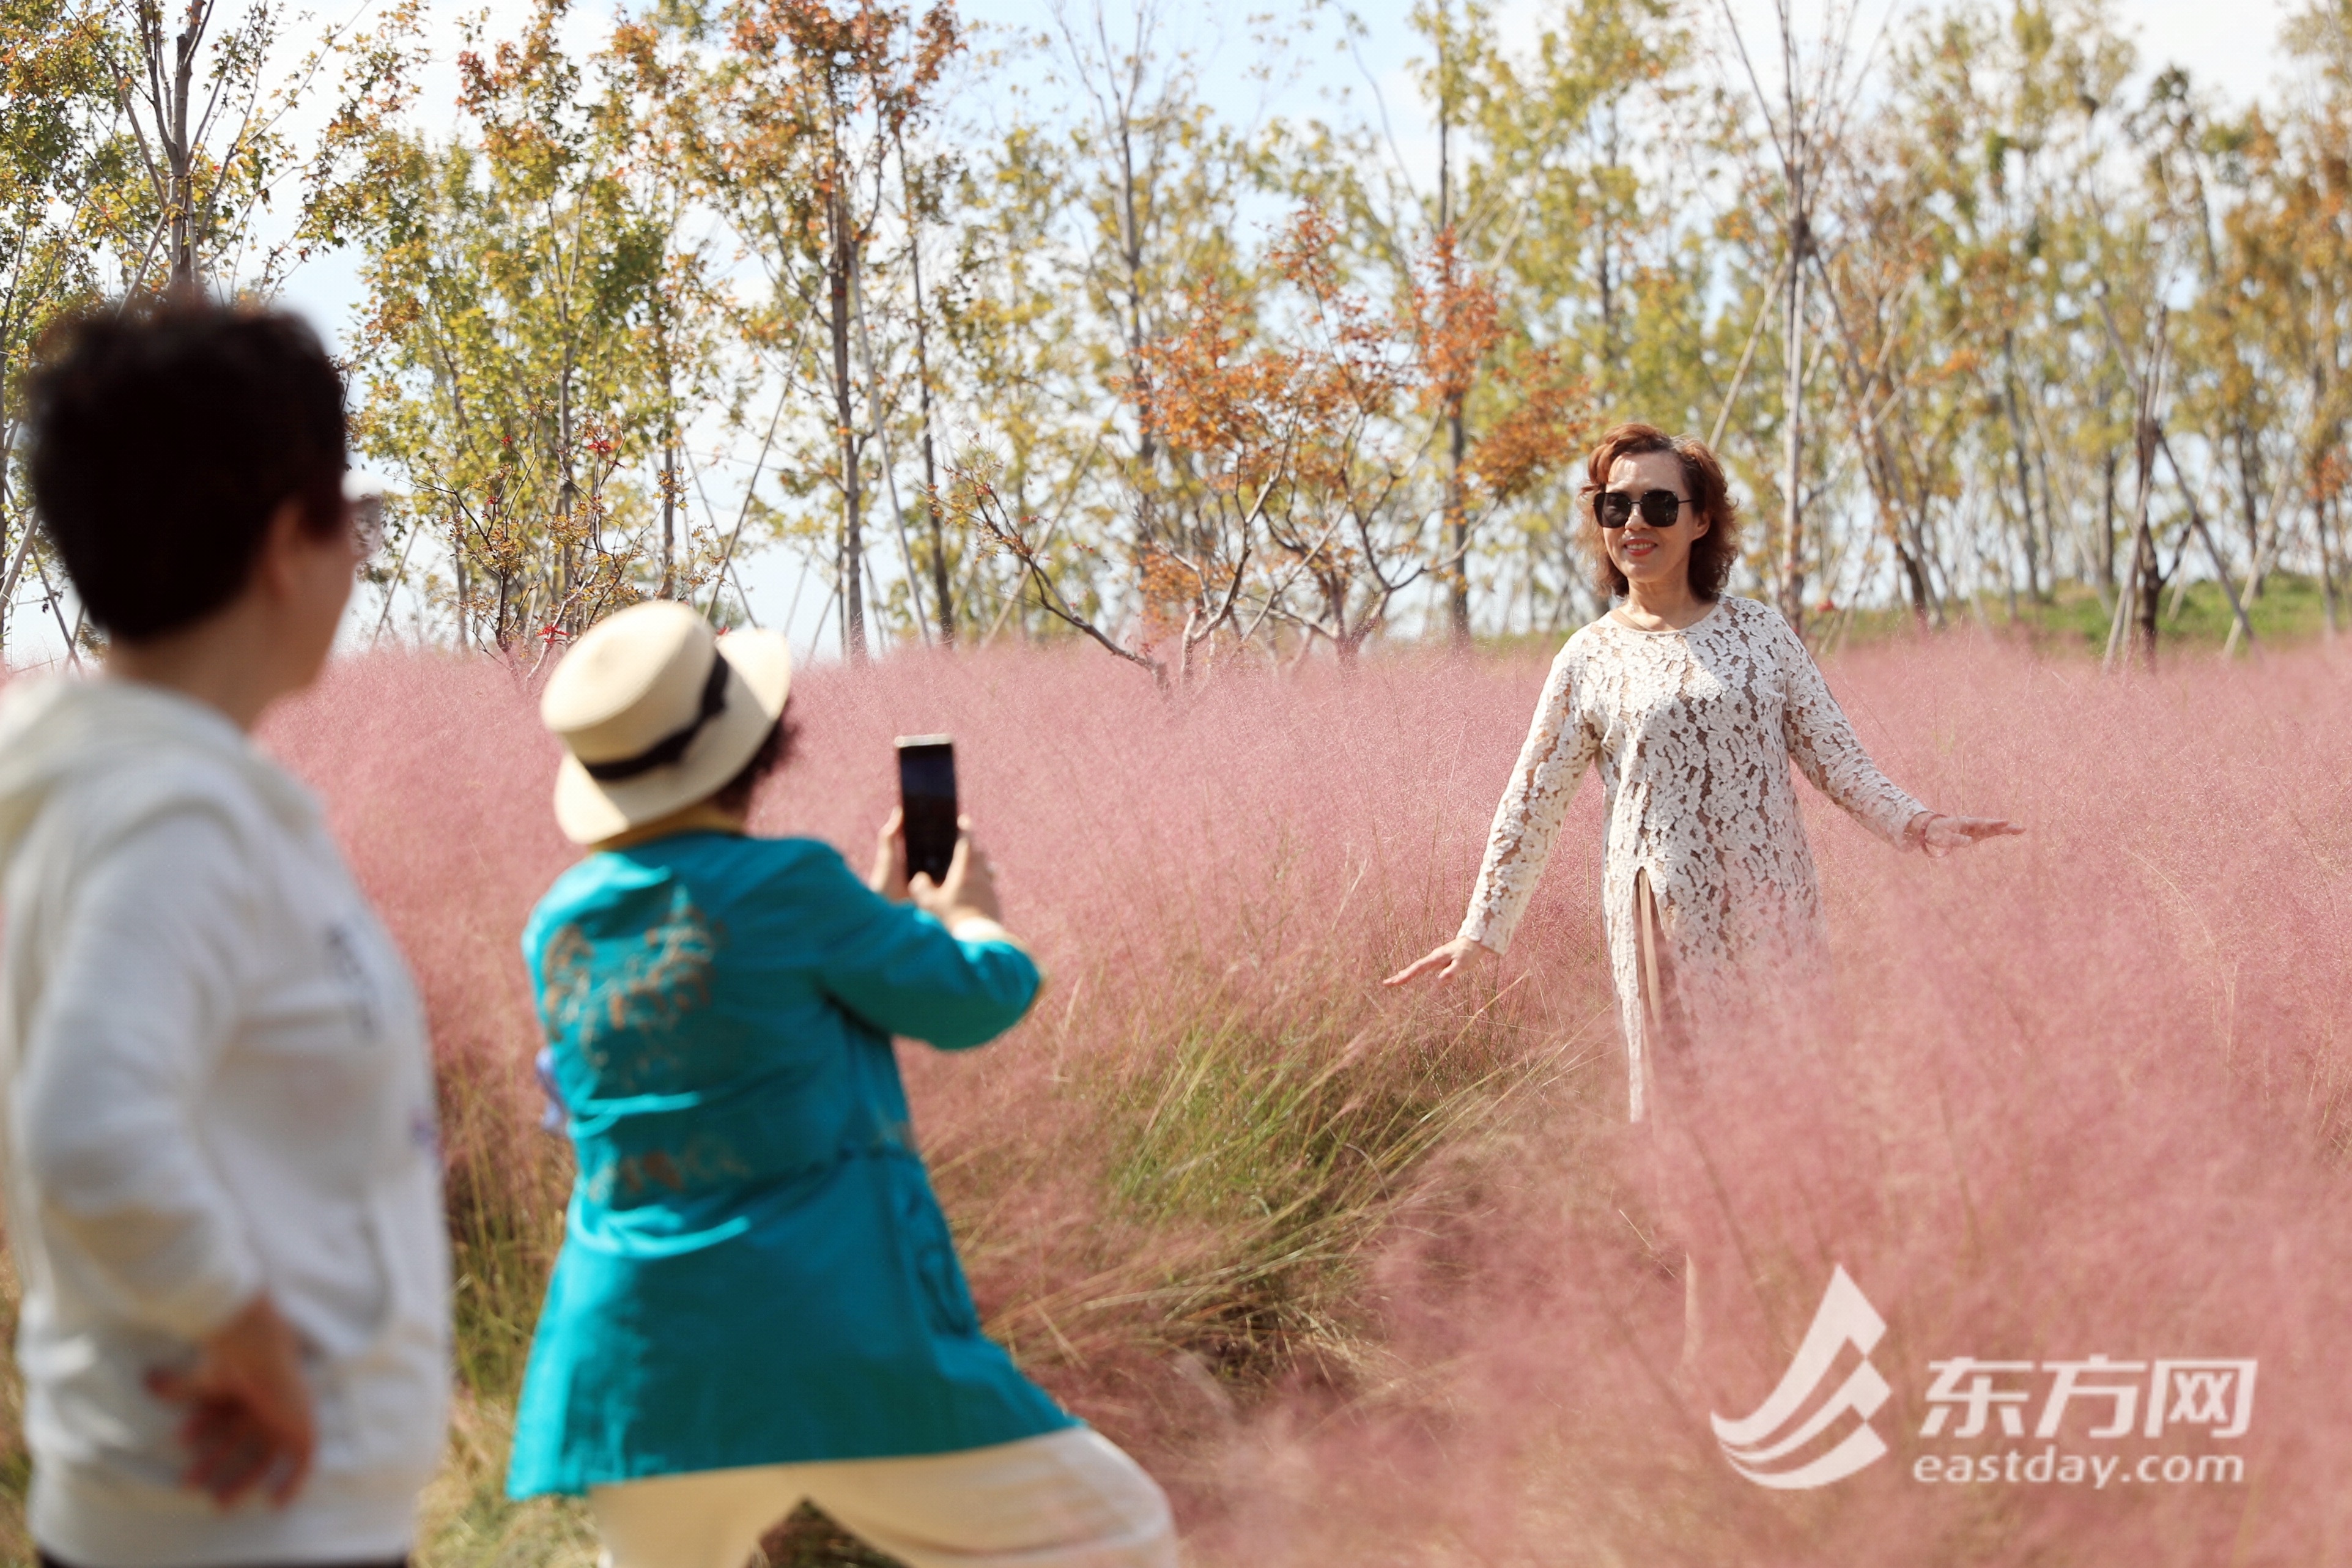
[1594,488,1694,529]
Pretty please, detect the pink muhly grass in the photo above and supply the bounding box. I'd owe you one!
[256,632,2351,1566]
[1195,637,2352,1567]
[265,652,579,1396]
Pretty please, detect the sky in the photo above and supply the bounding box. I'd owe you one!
[59,0,2310,667]
[278,0,2310,342]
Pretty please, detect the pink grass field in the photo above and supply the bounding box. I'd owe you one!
[256,631,2352,1566]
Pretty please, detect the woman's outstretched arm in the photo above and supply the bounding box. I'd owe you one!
[1770,609,2019,854]
[1388,646,1599,985]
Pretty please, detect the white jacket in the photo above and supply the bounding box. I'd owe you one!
[0,677,450,1566]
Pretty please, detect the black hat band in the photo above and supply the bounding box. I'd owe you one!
[579,651,731,783]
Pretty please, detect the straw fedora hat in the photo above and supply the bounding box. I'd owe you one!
[541,600,792,845]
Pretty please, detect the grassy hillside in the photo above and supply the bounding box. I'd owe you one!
[1485,574,2345,661]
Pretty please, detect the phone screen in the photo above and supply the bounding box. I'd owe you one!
[895,736,958,886]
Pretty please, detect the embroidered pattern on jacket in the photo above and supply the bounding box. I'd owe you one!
[541,886,721,1085]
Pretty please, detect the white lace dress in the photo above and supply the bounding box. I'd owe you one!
[1459,595,1923,1121]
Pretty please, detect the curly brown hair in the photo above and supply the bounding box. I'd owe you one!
[711,710,801,816]
[1577,422,1740,602]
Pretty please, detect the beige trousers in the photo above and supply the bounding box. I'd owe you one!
[588,1427,1177,1568]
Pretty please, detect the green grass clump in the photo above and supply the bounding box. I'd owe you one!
[920,938,1618,1435]
[1092,1007,1574,1383]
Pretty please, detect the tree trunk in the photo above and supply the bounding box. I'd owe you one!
[660,428,676,601]
[1448,405,1469,643]
[1899,544,1930,626]
[1114,89,1158,570]
[2320,492,2341,637]
[829,178,866,664]
[2000,503,2019,624]
[2233,421,2266,603]
[2097,446,2117,608]
[1780,215,1807,630]
[2000,339,2043,602]
[2134,418,2161,662]
[557,358,577,627]
[1438,56,1470,645]
[168,1,201,292]
[899,135,952,646]
[0,448,13,654]
[453,516,471,650]
[1878,440,1927,624]
[1775,17,1807,635]
[1597,108,1619,375]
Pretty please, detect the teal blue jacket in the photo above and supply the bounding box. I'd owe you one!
[505,831,1073,1499]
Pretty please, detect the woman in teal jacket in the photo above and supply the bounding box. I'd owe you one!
[507,602,1174,1568]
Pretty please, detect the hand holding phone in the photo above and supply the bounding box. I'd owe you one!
[912,821,1002,931]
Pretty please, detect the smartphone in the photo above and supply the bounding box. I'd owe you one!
[895,735,958,887]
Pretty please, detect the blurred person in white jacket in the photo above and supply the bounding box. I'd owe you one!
[0,303,450,1567]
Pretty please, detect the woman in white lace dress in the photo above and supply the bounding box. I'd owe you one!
[1388,422,2015,1383]
[1390,423,2015,1111]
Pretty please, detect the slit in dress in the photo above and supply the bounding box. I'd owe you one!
[1633,866,1690,1123]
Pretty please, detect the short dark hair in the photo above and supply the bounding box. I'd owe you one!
[1577,422,1741,602]
[26,300,349,641]
[710,711,800,816]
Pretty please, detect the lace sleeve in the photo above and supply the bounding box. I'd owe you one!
[1770,610,1924,843]
[1458,645,1600,955]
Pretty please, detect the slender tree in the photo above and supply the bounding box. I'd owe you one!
[0,0,114,658]
[711,0,956,662]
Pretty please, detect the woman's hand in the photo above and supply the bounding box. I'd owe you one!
[910,817,1004,934]
[145,1292,315,1508]
[1906,812,2024,859]
[868,808,911,901]
[1383,935,1498,987]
